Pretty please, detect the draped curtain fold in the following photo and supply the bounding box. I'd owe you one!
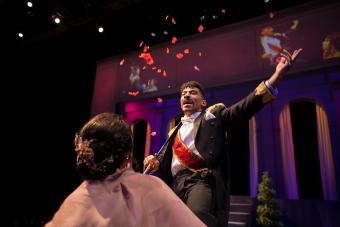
[315,104,337,200]
[279,105,299,199]
[249,117,258,197]
[144,123,151,158]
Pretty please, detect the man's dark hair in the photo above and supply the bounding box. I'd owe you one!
[180,81,205,99]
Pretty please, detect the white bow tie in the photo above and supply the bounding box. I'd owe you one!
[181,117,195,124]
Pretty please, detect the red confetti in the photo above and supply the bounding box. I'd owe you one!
[119,59,125,66]
[198,25,204,33]
[139,41,144,47]
[143,45,150,53]
[176,53,184,59]
[171,17,176,24]
[269,12,274,19]
[163,70,167,77]
[184,48,190,54]
[275,56,282,64]
[171,36,177,44]
[152,66,157,70]
[128,91,139,96]
[157,69,162,73]
[166,47,170,54]
[142,66,147,70]
[221,9,226,14]
[139,52,154,65]
[198,52,202,57]
[194,65,200,71]
[165,15,169,20]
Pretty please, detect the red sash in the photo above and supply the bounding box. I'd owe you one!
[172,131,205,169]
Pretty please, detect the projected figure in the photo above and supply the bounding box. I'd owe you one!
[129,65,158,93]
[260,26,283,64]
[144,79,158,93]
[260,20,299,64]
[129,65,143,91]
[322,32,340,60]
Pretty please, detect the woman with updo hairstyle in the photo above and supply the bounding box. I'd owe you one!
[46,113,205,227]
[74,113,132,180]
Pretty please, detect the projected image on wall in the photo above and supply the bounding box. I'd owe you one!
[322,32,340,60]
[129,65,158,94]
[112,5,340,100]
[260,20,299,64]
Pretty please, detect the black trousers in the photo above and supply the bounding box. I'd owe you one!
[171,169,219,227]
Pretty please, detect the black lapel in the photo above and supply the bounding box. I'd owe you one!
[191,111,205,141]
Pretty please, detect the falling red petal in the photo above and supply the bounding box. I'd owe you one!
[163,70,167,77]
[275,56,282,64]
[171,17,176,24]
[269,12,274,19]
[143,45,150,53]
[198,52,202,57]
[171,36,177,44]
[152,66,157,70]
[198,25,204,33]
[165,15,169,20]
[119,59,125,66]
[157,97,163,103]
[184,48,190,54]
[194,65,200,71]
[128,91,139,96]
[139,41,144,47]
[157,69,162,73]
[139,52,154,65]
[176,53,184,59]
[221,9,226,14]
[166,47,170,54]
[142,66,147,70]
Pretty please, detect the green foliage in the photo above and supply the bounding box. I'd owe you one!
[256,171,283,227]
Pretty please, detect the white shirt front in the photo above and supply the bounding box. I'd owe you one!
[171,112,203,176]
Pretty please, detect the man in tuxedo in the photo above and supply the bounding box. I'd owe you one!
[144,48,302,227]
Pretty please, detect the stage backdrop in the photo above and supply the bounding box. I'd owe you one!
[92,1,340,115]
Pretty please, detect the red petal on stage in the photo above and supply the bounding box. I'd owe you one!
[166,47,170,54]
[119,59,125,66]
[198,52,202,57]
[165,15,169,20]
[157,68,162,73]
[163,70,167,77]
[194,65,200,71]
